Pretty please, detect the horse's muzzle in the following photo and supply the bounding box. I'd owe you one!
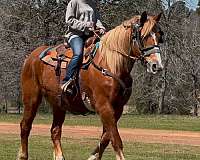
[147,62,163,74]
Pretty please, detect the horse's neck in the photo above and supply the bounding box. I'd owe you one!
[98,27,134,76]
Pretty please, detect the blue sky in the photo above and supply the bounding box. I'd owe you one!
[163,0,198,10]
[186,0,198,10]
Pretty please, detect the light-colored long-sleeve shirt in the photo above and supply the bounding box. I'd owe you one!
[65,0,105,40]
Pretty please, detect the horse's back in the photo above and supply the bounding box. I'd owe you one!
[26,45,48,60]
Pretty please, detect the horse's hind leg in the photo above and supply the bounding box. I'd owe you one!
[100,103,124,160]
[88,106,124,160]
[111,107,125,160]
[51,107,66,160]
[101,111,125,160]
[88,127,110,160]
[17,81,42,160]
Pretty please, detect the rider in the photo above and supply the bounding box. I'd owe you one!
[61,0,106,93]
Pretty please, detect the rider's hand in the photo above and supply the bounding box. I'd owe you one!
[99,28,106,35]
[88,27,95,31]
[86,22,94,28]
[85,22,94,35]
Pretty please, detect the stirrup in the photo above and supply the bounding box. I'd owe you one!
[61,78,73,92]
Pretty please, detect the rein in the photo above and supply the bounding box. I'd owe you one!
[112,49,139,61]
[88,22,161,95]
[87,28,142,95]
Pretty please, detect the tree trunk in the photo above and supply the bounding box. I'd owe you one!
[158,57,168,114]
[192,74,199,117]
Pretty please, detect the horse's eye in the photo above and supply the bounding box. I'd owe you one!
[159,37,164,43]
[156,31,164,43]
[159,31,164,36]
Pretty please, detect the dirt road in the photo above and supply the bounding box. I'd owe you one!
[0,123,200,146]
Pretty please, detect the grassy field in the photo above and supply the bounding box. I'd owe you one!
[1,114,200,159]
[0,113,200,131]
[1,134,200,160]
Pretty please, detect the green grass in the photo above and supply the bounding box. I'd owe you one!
[0,113,200,131]
[1,134,200,160]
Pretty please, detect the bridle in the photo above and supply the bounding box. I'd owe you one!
[132,23,161,56]
[115,22,161,62]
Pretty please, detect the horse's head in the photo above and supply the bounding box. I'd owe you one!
[98,12,164,75]
[131,11,164,74]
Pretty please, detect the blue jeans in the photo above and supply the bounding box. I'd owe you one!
[63,36,84,82]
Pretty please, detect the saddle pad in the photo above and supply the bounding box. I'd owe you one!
[39,42,99,69]
[40,45,72,69]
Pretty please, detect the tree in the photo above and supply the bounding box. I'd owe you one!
[0,0,67,112]
[197,0,200,15]
[0,0,199,115]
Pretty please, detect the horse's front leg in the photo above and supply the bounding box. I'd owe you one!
[51,107,66,160]
[95,101,125,160]
[88,127,110,160]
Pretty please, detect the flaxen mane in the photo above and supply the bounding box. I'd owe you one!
[99,15,157,74]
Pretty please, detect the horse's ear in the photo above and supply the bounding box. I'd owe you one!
[153,12,162,22]
[123,20,132,28]
[140,11,147,26]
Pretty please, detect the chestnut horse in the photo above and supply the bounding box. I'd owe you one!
[18,12,164,160]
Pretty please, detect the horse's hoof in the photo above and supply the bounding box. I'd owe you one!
[17,150,28,160]
[88,155,96,160]
[16,156,28,160]
[87,154,99,160]
[54,154,65,160]
[55,157,65,160]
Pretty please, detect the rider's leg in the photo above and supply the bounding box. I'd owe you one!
[61,36,84,91]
